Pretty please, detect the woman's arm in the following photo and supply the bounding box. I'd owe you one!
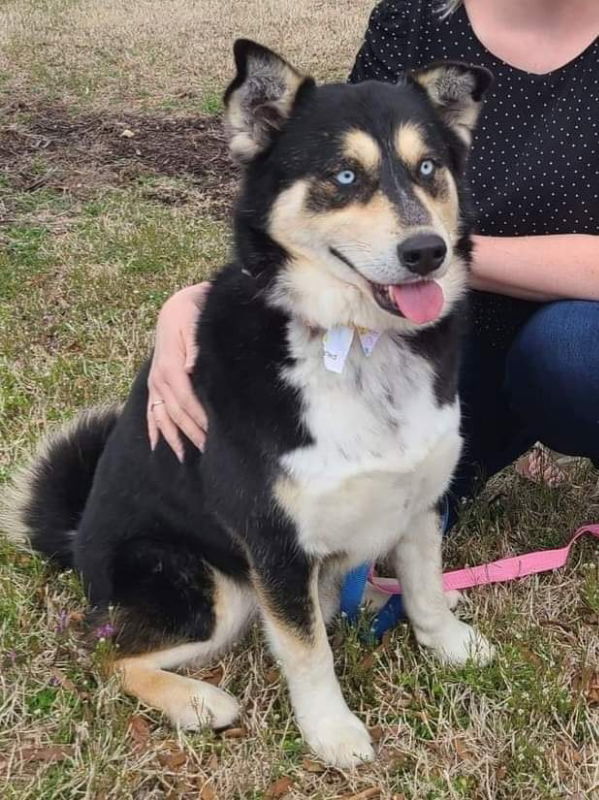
[470,234,599,302]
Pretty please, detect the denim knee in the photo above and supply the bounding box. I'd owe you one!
[504,300,599,459]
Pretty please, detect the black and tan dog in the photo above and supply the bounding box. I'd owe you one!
[4,41,494,766]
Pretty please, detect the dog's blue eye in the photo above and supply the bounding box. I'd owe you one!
[335,169,356,186]
[419,159,435,178]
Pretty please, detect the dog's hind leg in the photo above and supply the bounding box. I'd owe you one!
[393,508,495,665]
[253,549,374,767]
[115,644,240,729]
[113,573,256,730]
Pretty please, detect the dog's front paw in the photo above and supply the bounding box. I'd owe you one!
[167,678,240,730]
[419,620,496,666]
[302,712,374,768]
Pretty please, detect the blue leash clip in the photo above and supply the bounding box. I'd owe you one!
[339,497,450,639]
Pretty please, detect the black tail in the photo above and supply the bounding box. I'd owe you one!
[0,406,120,568]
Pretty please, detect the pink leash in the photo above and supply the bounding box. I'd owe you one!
[369,524,599,596]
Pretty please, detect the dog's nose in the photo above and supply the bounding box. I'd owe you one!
[398,234,447,276]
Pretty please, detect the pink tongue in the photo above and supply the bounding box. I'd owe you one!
[389,281,445,324]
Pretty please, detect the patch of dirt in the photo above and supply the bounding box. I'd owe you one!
[0,100,240,217]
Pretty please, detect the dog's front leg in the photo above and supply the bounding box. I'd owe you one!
[252,546,373,767]
[393,508,495,665]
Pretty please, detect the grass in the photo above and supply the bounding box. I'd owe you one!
[0,0,373,113]
[1,1,598,798]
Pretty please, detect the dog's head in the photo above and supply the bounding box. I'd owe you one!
[224,40,491,331]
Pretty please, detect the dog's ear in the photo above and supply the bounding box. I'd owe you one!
[223,39,313,163]
[409,61,493,145]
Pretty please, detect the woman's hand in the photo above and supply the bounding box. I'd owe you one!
[147,283,210,461]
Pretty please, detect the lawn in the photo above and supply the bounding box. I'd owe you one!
[0,1,597,798]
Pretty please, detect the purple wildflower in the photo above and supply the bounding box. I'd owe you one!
[55,609,70,634]
[93,623,116,640]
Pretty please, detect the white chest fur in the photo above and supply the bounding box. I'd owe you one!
[277,321,462,562]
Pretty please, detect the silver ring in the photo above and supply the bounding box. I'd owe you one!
[151,399,165,409]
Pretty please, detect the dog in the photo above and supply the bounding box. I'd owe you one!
[3,40,494,767]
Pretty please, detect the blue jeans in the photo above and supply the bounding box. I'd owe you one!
[452,299,599,503]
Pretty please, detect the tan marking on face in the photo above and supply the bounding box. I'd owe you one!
[322,191,401,236]
[268,180,404,327]
[269,180,402,262]
[342,129,381,172]
[395,123,427,166]
[413,171,459,237]
[267,176,464,330]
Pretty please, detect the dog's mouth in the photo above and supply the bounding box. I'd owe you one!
[369,280,444,324]
[330,247,445,325]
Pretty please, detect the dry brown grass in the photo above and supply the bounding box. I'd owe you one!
[1,468,598,798]
[0,0,373,111]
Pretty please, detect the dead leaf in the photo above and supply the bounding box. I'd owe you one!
[222,726,246,739]
[128,715,152,749]
[205,752,219,771]
[302,757,326,773]
[584,671,599,706]
[341,789,381,800]
[265,776,294,798]
[157,747,187,769]
[202,665,224,686]
[520,648,542,668]
[454,738,473,760]
[20,745,74,763]
[555,742,584,769]
[368,725,384,743]
[264,667,280,685]
[359,653,376,671]
[386,752,413,771]
[49,668,77,693]
[573,668,599,706]
[199,784,217,800]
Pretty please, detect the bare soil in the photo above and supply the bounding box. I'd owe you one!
[0,100,239,216]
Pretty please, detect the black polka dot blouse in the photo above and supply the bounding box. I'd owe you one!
[350,0,599,346]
